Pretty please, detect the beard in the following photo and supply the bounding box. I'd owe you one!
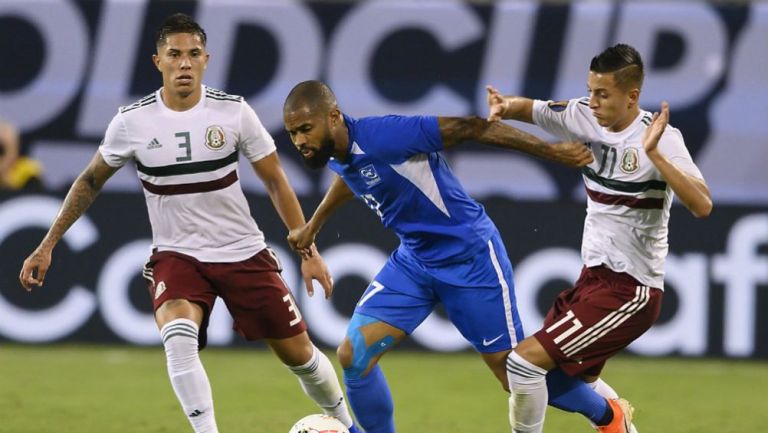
[302,134,336,169]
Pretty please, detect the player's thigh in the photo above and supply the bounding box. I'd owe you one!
[535,267,662,376]
[144,251,217,331]
[340,256,434,376]
[210,249,308,342]
[352,252,437,336]
[437,234,525,354]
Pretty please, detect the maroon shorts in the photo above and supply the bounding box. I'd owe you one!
[534,266,662,376]
[142,247,307,348]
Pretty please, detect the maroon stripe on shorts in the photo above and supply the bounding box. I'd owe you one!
[585,186,663,209]
[141,170,238,195]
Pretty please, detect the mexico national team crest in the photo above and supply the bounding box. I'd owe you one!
[359,164,382,187]
[205,125,226,150]
[620,147,640,173]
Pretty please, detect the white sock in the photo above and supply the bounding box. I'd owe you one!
[588,378,619,399]
[161,319,218,433]
[287,346,354,428]
[506,351,548,433]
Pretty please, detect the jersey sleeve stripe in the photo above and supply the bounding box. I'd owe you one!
[585,186,664,209]
[136,150,239,177]
[582,166,667,193]
[141,170,238,195]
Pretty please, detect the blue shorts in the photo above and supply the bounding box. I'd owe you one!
[354,231,525,353]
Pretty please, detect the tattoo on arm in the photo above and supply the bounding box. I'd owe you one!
[439,116,549,156]
[42,155,114,249]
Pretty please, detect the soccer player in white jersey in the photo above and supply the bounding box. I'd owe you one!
[19,13,360,433]
[486,44,712,433]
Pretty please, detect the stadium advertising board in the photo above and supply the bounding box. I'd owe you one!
[1,193,766,359]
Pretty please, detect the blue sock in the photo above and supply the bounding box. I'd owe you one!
[546,368,612,425]
[344,364,395,433]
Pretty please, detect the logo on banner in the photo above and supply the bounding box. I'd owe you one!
[205,125,226,150]
[359,164,381,187]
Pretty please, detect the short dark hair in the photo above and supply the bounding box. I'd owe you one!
[284,80,338,114]
[590,44,644,91]
[155,13,207,48]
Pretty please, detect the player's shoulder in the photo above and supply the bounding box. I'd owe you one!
[204,86,244,104]
[119,91,158,115]
[638,110,684,141]
[539,97,589,113]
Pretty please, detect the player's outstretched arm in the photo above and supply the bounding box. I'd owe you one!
[288,175,353,252]
[485,85,535,123]
[251,151,334,297]
[438,116,593,167]
[19,151,118,291]
[644,102,713,218]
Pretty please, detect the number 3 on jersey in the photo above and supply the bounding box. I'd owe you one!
[175,131,192,162]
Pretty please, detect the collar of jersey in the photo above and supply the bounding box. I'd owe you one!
[156,85,206,115]
[600,110,649,140]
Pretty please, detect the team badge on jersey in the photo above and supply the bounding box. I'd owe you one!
[547,100,569,112]
[359,164,382,187]
[205,125,226,150]
[620,147,640,173]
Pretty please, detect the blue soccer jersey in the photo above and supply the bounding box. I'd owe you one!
[328,115,497,266]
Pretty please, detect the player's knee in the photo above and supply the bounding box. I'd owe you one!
[155,298,202,328]
[337,339,354,370]
[512,337,555,370]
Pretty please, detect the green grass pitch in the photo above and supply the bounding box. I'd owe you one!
[1,345,765,433]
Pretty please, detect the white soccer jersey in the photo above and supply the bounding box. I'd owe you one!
[532,98,703,288]
[99,86,276,262]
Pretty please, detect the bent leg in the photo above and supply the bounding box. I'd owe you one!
[267,332,356,430]
[339,314,406,433]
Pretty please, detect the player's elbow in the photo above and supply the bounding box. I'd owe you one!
[689,197,713,218]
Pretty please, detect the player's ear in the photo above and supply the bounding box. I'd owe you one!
[152,53,161,71]
[627,87,640,108]
[329,108,342,125]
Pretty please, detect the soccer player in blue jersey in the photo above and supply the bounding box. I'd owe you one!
[282,80,593,433]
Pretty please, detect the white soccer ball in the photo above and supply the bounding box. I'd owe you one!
[288,414,350,433]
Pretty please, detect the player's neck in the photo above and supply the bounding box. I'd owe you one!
[332,116,350,161]
[607,107,641,133]
[160,86,202,112]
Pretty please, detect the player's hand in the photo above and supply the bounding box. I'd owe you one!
[19,246,52,291]
[643,101,670,155]
[548,141,594,167]
[300,246,334,299]
[486,85,508,122]
[288,223,317,252]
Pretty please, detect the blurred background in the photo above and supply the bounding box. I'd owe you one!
[0,1,766,431]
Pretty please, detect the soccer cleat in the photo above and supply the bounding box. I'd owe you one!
[347,424,362,433]
[596,398,634,433]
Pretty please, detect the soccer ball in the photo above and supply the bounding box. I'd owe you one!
[288,414,350,433]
